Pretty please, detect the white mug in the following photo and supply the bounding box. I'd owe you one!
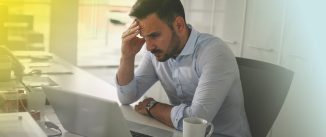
[183,117,214,137]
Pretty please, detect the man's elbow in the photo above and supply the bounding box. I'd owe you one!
[119,101,132,105]
[117,94,135,105]
[117,96,133,105]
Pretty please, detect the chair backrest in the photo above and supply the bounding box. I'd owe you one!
[236,57,294,137]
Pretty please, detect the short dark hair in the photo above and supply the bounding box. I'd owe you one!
[129,0,186,28]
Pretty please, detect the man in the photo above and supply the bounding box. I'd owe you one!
[115,0,251,136]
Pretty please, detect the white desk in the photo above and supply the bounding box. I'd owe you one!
[0,112,47,137]
[16,52,182,137]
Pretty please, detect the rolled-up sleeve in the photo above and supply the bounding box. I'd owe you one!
[115,77,138,105]
[171,104,188,130]
[115,52,159,105]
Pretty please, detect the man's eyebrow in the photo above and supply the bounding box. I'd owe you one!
[143,31,160,37]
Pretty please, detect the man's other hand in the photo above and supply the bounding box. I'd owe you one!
[135,97,154,116]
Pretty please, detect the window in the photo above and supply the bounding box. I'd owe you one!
[77,0,137,67]
[0,0,50,51]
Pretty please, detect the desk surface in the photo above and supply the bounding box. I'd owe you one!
[15,51,182,137]
[0,112,47,137]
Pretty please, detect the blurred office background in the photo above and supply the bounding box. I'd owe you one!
[0,0,325,137]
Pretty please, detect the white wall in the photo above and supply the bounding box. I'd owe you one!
[222,0,246,56]
[271,0,326,137]
[50,0,78,65]
[242,0,287,64]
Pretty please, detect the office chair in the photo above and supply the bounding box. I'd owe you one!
[236,57,294,137]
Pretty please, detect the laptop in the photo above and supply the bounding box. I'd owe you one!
[42,86,174,137]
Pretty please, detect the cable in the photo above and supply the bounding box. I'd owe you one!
[44,121,62,137]
[19,93,28,112]
[18,86,62,137]
[18,79,43,121]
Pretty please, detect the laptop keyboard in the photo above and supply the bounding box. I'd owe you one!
[130,130,152,137]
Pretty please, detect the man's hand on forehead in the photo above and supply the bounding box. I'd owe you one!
[121,20,140,39]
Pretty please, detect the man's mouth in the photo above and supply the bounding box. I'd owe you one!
[154,52,160,57]
[151,50,161,57]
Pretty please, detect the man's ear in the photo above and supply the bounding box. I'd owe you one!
[173,16,186,32]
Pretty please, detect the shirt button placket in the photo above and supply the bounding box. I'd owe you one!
[173,61,183,98]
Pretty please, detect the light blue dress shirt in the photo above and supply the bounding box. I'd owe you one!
[116,26,251,137]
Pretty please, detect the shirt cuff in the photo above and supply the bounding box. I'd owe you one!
[115,75,137,93]
[171,104,188,130]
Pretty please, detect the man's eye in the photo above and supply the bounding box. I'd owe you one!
[150,33,160,38]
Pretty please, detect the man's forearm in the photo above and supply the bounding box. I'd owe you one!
[150,103,174,128]
[117,56,135,85]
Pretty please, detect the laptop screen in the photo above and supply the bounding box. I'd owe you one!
[42,86,133,137]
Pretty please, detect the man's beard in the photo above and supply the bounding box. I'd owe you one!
[156,30,181,62]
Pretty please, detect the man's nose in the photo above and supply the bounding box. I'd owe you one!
[146,39,156,51]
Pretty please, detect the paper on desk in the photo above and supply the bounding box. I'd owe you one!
[24,63,73,75]
[23,77,58,87]
[27,63,50,67]
[13,51,53,58]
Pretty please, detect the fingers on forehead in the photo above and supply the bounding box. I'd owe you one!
[130,20,138,27]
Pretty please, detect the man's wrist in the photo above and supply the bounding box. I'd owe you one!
[146,100,159,117]
[121,54,136,61]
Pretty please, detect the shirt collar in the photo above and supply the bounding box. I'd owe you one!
[178,24,199,57]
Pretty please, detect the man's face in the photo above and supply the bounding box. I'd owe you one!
[138,14,181,62]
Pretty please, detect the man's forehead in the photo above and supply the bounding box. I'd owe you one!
[137,14,165,35]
